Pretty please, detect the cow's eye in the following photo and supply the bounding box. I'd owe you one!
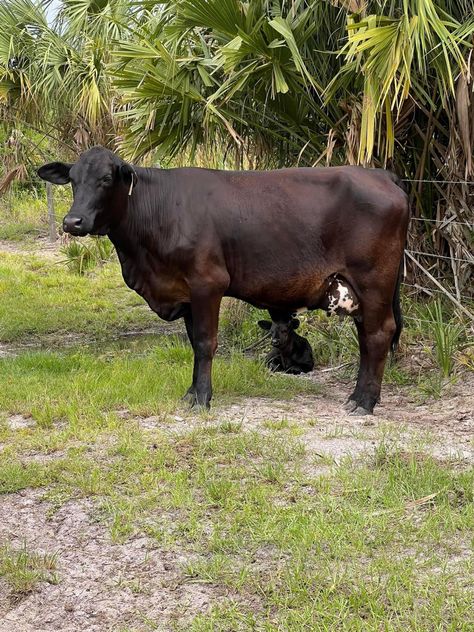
[102,175,112,183]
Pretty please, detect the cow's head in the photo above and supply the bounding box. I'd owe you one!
[258,318,300,349]
[37,146,136,236]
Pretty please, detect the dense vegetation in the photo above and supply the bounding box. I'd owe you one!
[0,0,473,298]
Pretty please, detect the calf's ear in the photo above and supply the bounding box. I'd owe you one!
[291,318,300,330]
[258,320,272,331]
[37,162,72,185]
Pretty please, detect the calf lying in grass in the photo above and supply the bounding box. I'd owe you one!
[258,318,314,375]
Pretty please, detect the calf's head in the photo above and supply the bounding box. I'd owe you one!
[258,318,300,349]
[37,146,136,236]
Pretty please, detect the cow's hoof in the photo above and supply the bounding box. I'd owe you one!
[182,389,210,410]
[343,398,358,413]
[182,389,196,405]
[349,406,372,416]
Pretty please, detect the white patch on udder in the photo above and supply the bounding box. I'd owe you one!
[327,280,359,316]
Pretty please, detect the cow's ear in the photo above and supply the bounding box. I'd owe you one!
[258,320,272,331]
[120,163,135,183]
[291,318,300,330]
[37,162,72,185]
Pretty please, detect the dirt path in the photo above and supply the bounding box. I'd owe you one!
[132,371,474,462]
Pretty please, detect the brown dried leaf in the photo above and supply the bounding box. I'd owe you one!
[456,71,472,177]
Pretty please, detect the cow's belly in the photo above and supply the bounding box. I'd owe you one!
[230,270,332,311]
[231,273,361,320]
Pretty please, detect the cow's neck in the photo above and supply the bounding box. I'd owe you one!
[107,167,185,309]
[108,167,171,259]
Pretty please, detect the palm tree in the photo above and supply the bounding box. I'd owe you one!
[114,0,473,293]
[0,0,131,155]
[0,1,472,292]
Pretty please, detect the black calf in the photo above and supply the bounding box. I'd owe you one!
[258,318,314,375]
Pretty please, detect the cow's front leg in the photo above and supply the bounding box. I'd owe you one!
[182,307,198,404]
[184,292,222,409]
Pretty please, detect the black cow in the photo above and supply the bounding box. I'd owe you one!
[258,318,314,374]
[38,146,409,414]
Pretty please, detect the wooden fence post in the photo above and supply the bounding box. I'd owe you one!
[46,182,57,242]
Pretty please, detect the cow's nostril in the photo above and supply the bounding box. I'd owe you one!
[63,216,85,233]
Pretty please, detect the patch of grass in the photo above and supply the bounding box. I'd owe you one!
[426,299,465,377]
[0,452,58,494]
[415,372,457,402]
[0,188,70,241]
[0,220,43,241]
[0,543,58,596]
[262,418,292,431]
[0,253,158,342]
[0,342,319,429]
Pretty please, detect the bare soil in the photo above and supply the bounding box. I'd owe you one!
[0,493,242,632]
[0,238,63,259]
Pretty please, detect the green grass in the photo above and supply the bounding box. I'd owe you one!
[0,408,472,629]
[0,235,473,629]
[0,187,70,241]
[0,253,158,342]
[0,543,58,596]
[0,341,318,428]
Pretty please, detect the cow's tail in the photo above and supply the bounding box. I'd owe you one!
[390,257,403,356]
[386,170,408,194]
[387,170,408,357]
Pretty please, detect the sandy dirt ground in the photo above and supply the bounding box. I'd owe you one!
[1,372,473,632]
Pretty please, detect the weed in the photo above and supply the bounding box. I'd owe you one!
[416,372,456,401]
[425,299,465,377]
[0,253,157,342]
[263,418,291,431]
[218,421,243,434]
[60,236,115,275]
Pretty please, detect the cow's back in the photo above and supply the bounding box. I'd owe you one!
[167,166,407,308]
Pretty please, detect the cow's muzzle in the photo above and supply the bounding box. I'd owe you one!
[63,215,87,236]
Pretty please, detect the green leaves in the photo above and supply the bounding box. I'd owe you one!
[112,0,342,162]
[332,0,473,163]
[0,0,132,150]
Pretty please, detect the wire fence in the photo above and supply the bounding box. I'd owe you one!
[395,176,474,320]
[409,217,473,229]
[401,178,474,185]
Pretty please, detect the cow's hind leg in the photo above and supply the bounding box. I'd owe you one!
[345,301,396,415]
